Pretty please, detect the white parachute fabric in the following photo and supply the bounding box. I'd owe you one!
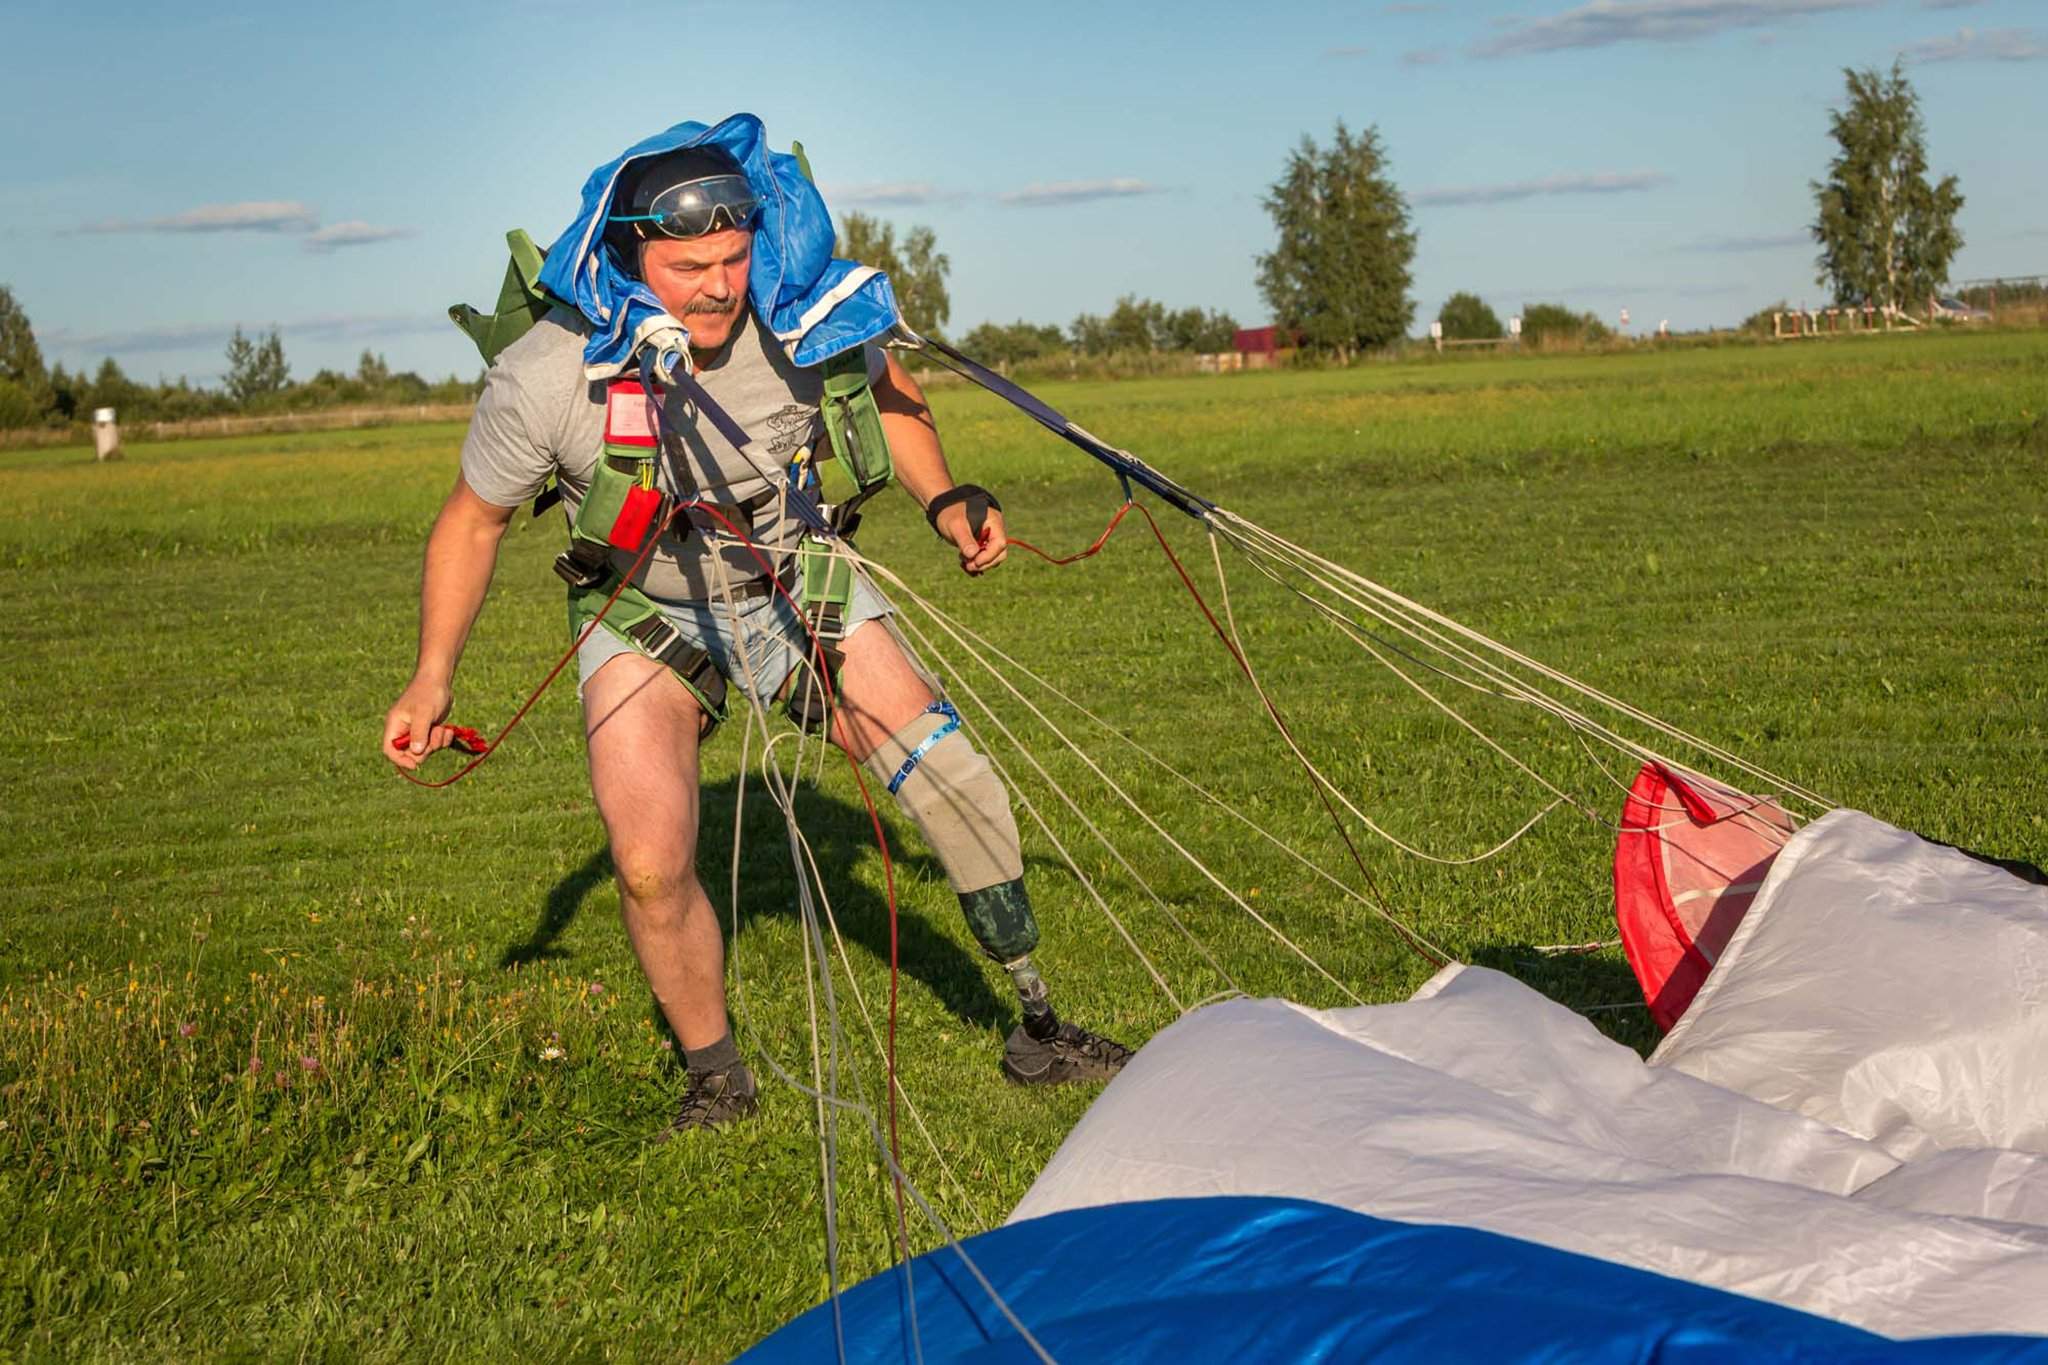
[1011,964,2048,1338]
[1652,808,2048,1161]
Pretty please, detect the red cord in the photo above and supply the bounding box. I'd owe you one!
[1126,502,1446,968]
[395,498,911,1247]
[685,506,914,1253]
[1006,499,1135,566]
[390,504,684,789]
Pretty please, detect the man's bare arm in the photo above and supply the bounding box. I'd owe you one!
[873,352,1007,574]
[381,475,519,767]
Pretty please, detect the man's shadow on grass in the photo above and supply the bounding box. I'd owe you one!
[499,776,1013,1031]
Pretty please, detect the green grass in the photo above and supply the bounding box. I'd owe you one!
[3,330,2045,1360]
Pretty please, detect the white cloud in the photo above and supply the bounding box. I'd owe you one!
[1901,27,2048,62]
[1326,44,1372,58]
[998,178,1163,207]
[824,181,955,209]
[1678,231,1810,252]
[44,312,449,355]
[77,200,320,235]
[1472,0,1873,58]
[1413,170,1671,207]
[304,221,411,252]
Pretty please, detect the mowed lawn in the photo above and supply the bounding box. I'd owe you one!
[2,330,2044,1360]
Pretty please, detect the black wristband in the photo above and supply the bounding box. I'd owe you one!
[925,484,1001,541]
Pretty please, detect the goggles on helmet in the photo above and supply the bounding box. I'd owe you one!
[609,173,761,239]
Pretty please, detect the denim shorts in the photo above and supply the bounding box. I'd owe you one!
[575,567,894,707]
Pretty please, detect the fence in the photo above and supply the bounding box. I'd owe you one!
[0,402,475,452]
[1771,306,1911,338]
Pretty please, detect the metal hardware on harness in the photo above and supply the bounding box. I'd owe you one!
[622,613,729,739]
[568,575,732,739]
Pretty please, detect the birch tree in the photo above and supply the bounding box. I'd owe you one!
[1811,62,1964,323]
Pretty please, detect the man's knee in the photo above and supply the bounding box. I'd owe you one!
[611,843,697,910]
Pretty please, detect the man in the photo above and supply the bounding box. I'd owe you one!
[381,132,1130,1134]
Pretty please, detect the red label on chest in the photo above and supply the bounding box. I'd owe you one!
[604,378,660,448]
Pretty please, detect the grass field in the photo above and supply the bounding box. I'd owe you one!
[3,330,2045,1360]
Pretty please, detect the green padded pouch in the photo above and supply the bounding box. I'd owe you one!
[816,349,892,506]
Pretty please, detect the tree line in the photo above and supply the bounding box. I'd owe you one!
[841,56,1961,371]
[0,291,479,432]
[3,62,1967,435]
[837,210,1239,366]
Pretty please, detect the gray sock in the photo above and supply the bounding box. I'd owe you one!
[684,1032,742,1077]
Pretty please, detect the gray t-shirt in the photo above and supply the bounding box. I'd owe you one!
[461,305,884,601]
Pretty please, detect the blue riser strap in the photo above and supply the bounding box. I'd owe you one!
[886,701,962,796]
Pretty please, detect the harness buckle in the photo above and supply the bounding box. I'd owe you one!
[553,542,610,589]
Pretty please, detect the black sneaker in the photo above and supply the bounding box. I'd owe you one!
[657,1064,759,1139]
[1001,1021,1134,1086]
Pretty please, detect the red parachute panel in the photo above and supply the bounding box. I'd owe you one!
[1614,763,1796,1032]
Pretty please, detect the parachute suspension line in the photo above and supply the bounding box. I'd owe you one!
[1566,724,1803,845]
[1223,521,1818,833]
[763,731,991,1228]
[1212,511,1833,812]
[880,569,1344,1000]
[724,718,1041,1365]
[1239,531,1797,845]
[1210,519,1709,799]
[869,573,1452,955]
[862,554,1373,1003]
[709,555,853,1356]
[1205,528,1575,868]
[884,604,1215,1011]
[1211,520,1807,833]
[694,512,923,1333]
[907,328,1828,815]
[1119,503,1449,971]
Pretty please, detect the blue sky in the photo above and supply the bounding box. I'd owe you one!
[3,0,2043,385]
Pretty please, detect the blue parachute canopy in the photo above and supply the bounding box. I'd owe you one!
[536,112,899,378]
[737,1196,2048,1364]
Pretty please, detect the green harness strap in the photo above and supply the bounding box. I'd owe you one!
[566,576,729,737]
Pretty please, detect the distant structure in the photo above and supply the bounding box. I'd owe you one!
[92,407,122,462]
[1233,325,1279,368]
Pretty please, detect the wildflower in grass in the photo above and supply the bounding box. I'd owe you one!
[540,1045,566,1062]
[178,1022,196,1038]
[299,1056,321,1074]
[588,982,604,997]
[247,1056,262,1076]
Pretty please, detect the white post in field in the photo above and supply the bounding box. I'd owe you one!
[92,408,122,462]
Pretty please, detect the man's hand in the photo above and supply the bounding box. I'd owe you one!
[382,675,455,770]
[383,474,517,771]
[934,502,1008,575]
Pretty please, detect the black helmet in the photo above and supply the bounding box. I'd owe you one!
[605,144,759,276]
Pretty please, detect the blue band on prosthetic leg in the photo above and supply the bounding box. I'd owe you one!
[885,701,961,796]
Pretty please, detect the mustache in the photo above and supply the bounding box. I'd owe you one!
[684,296,739,316]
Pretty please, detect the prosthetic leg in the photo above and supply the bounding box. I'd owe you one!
[862,702,1133,1084]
